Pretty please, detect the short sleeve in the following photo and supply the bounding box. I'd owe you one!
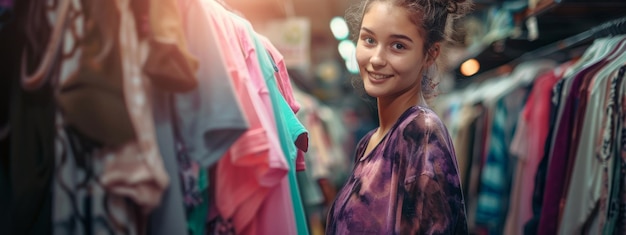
[176,0,249,168]
[399,113,468,235]
[257,35,301,113]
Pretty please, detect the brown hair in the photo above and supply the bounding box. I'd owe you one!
[347,0,472,101]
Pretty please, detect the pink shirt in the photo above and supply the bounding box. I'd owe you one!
[258,35,307,171]
[228,14,300,235]
[227,8,297,235]
[505,66,567,235]
[258,35,301,114]
[205,1,290,233]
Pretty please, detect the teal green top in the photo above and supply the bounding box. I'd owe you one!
[187,168,208,235]
[249,29,310,235]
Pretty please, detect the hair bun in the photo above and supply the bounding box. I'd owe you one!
[445,0,472,18]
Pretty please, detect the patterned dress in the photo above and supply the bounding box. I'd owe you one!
[326,106,468,235]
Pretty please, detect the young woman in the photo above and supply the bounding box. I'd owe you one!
[326,0,472,234]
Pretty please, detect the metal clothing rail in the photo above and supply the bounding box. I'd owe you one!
[516,15,626,61]
[456,16,626,87]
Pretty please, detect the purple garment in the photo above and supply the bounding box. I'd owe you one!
[326,106,468,235]
[537,61,605,235]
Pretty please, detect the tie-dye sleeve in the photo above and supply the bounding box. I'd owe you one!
[397,114,468,235]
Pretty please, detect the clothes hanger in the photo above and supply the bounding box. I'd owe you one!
[563,37,618,78]
[463,75,505,104]
[586,35,626,93]
[483,59,557,104]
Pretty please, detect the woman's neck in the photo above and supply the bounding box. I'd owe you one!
[375,89,426,135]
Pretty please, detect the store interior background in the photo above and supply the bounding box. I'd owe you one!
[2,0,625,234]
[223,0,625,100]
[220,0,626,234]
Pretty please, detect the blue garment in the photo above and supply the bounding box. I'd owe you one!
[476,88,528,234]
[150,90,189,235]
[175,0,248,168]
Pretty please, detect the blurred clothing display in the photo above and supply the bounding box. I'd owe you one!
[436,34,626,235]
[0,0,316,234]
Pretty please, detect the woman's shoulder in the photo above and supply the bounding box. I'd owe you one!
[397,106,448,136]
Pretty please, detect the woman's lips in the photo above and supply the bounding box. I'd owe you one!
[367,71,393,83]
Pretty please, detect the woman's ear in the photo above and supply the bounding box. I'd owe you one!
[426,42,441,67]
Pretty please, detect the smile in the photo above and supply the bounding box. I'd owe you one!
[368,72,393,80]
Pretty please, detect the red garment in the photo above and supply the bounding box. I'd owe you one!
[505,67,565,235]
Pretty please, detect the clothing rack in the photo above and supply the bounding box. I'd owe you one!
[516,15,626,61]
[464,16,626,84]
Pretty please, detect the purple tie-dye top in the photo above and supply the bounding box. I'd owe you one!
[327,106,468,235]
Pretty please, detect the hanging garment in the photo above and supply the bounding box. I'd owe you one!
[475,85,528,234]
[259,35,308,172]
[229,12,298,235]
[615,67,626,234]
[537,38,622,235]
[557,40,624,215]
[56,0,136,148]
[53,1,169,234]
[174,1,249,233]
[174,0,248,169]
[535,68,588,234]
[196,2,289,234]
[252,32,311,235]
[149,89,190,235]
[258,35,301,114]
[466,103,489,232]
[54,126,145,235]
[143,0,198,92]
[99,0,170,215]
[184,167,209,235]
[6,0,58,233]
[603,66,624,235]
[559,37,626,234]
[451,104,479,192]
[600,65,626,235]
[48,0,136,234]
[505,67,565,235]
[523,76,567,235]
[293,94,336,190]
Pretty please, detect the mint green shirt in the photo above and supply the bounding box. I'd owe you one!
[250,30,310,235]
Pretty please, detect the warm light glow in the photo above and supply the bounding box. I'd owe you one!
[460,58,480,76]
[338,40,355,60]
[330,17,349,40]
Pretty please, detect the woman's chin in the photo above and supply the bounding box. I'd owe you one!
[364,89,382,98]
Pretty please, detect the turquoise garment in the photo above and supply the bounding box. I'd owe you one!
[475,88,528,234]
[187,169,208,235]
[250,30,310,234]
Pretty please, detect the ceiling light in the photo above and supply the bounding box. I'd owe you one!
[460,58,480,76]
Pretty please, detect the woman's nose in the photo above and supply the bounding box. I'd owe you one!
[369,47,387,67]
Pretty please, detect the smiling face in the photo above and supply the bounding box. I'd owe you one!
[356,1,437,101]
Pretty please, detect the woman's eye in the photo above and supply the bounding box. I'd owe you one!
[392,43,406,50]
[364,37,375,44]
